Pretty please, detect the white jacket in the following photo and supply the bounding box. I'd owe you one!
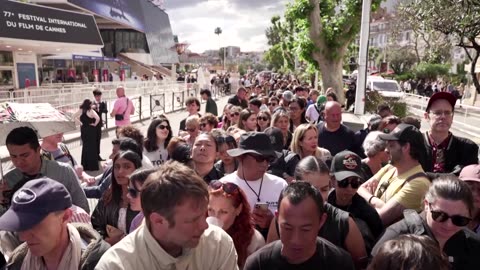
[95,224,239,270]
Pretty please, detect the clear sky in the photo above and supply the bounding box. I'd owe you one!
[164,0,292,53]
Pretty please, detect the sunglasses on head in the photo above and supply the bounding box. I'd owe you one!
[128,186,140,199]
[209,180,239,194]
[246,154,275,163]
[216,135,235,144]
[337,177,361,189]
[429,204,471,227]
[257,116,269,121]
[230,112,240,117]
[157,124,169,130]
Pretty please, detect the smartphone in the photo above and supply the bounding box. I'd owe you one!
[255,202,269,211]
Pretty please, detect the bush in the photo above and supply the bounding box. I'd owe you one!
[365,91,407,118]
[414,63,450,81]
[395,72,415,82]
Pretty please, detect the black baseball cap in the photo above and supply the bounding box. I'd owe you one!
[426,92,456,112]
[0,177,72,232]
[378,123,424,147]
[263,127,284,152]
[331,150,364,181]
[227,132,281,159]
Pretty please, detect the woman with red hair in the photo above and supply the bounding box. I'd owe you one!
[208,180,265,268]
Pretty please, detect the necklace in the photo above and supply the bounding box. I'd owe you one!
[242,166,264,202]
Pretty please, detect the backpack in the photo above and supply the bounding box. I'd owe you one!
[41,143,75,167]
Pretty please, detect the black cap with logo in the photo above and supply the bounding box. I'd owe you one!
[331,150,364,181]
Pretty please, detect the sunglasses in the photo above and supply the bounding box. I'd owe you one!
[157,124,169,130]
[257,116,269,121]
[230,112,240,117]
[337,177,361,189]
[246,154,275,163]
[429,204,471,227]
[209,180,239,194]
[186,128,196,132]
[216,135,236,144]
[128,186,140,199]
[200,123,207,128]
[268,103,278,106]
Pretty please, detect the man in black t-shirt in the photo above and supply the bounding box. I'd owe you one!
[317,101,360,156]
[244,182,354,270]
[228,87,248,108]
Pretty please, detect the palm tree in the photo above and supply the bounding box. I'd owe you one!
[214,27,224,69]
[214,27,222,36]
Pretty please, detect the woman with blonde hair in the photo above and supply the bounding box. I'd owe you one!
[271,109,291,149]
[290,123,331,163]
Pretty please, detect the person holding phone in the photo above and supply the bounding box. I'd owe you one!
[220,132,287,238]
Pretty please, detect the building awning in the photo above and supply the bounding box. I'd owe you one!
[0,0,103,53]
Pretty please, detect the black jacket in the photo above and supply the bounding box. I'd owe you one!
[423,132,478,178]
[372,210,480,270]
[91,198,139,238]
[228,95,248,108]
[7,223,110,270]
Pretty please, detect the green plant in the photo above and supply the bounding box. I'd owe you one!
[414,63,450,81]
[365,91,407,118]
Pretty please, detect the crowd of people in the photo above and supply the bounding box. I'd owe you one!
[0,75,479,270]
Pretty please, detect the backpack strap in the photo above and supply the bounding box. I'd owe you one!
[58,143,75,167]
[399,172,429,189]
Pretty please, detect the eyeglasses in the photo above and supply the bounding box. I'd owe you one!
[246,154,275,163]
[157,124,169,130]
[337,177,361,189]
[230,112,240,117]
[430,110,453,117]
[257,116,269,121]
[209,180,239,194]
[429,204,471,226]
[128,186,140,199]
[216,135,236,144]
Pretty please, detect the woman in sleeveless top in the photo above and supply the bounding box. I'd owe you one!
[75,99,100,171]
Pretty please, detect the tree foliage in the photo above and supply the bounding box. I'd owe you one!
[388,46,417,75]
[269,0,383,103]
[264,16,296,71]
[413,63,450,82]
[400,0,480,93]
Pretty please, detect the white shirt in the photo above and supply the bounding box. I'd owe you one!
[220,172,287,214]
[144,146,168,168]
[306,104,320,122]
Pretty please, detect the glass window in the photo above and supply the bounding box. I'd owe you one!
[0,51,14,66]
